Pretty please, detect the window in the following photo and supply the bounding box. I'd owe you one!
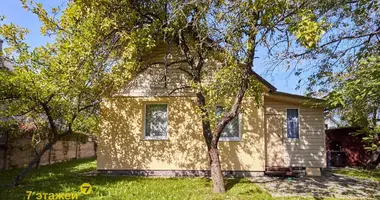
[330,141,342,151]
[216,106,241,141]
[144,104,168,140]
[286,109,299,139]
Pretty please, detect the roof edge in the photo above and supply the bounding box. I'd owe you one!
[269,91,325,102]
[249,71,277,92]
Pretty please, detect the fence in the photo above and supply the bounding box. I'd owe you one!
[0,133,96,170]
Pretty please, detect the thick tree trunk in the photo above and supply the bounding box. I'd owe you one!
[196,91,226,193]
[209,146,225,193]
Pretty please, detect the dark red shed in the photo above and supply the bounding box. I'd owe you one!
[326,127,370,167]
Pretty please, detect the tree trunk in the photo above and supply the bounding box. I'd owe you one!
[12,136,61,186]
[177,18,253,193]
[33,147,41,170]
[209,146,225,193]
[196,91,226,193]
[11,128,72,186]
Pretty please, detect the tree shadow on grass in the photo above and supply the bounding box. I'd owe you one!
[0,158,96,187]
[225,178,242,191]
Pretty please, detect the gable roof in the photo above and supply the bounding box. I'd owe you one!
[120,43,323,102]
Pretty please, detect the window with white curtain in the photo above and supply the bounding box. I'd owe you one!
[144,104,168,140]
[286,109,299,139]
[216,106,241,141]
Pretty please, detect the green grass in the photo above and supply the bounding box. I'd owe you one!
[0,158,335,200]
[333,168,380,182]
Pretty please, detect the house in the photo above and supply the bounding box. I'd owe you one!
[97,44,326,177]
[324,110,348,129]
[326,127,370,167]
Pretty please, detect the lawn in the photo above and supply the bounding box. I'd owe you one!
[0,158,336,200]
[333,167,380,182]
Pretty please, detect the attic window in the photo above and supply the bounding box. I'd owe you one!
[144,104,168,140]
[286,109,299,139]
[216,106,241,141]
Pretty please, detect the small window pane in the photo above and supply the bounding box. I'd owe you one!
[145,104,168,138]
[287,109,299,138]
[330,141,341,151]
[216,106,240,139]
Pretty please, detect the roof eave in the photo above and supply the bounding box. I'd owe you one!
[249,71,277,92]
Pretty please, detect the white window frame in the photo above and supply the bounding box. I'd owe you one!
[216,106,243,142]
[285,108,300,139]
[144,103,169,140]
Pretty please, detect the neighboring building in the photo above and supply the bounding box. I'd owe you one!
[326,127,370,167]
[97,44,326,177]
[324,110,348,129]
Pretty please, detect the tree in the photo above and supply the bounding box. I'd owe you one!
[296,0,380,168]
[163,1,328,192]
[5,0,328,192]
[0,0,156,185]
[287,0,380,92]
[327,57,380,168]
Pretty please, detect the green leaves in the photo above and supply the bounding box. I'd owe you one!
[327,56,380,153]
[0,0,158,136]
[287,9,329,49]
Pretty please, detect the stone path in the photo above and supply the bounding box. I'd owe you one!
[250,173,380,199]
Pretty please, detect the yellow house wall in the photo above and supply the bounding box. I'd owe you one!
[264,96,326,168]
[97,96,265,171]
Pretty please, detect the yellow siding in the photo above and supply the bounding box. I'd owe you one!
[264,96,326,168]
[98,97,265,171]
[99,43,326,171]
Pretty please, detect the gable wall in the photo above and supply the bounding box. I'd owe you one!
[119,44,194,97]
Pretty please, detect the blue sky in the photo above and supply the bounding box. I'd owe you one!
[0,0,307,95]
[0,0,57,48]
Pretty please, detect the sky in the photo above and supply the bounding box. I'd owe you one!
[0,0,308,95]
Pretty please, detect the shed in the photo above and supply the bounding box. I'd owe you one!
[325,127,370,167]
